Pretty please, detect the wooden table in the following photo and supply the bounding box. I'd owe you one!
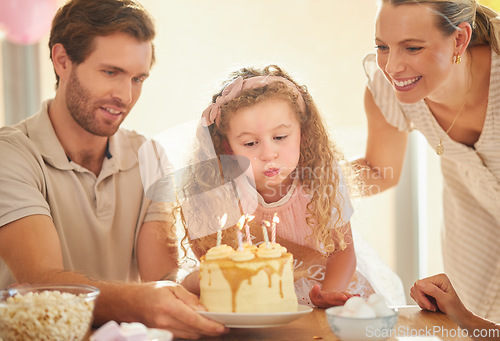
[196,305,473,341]
[87,305,473,340]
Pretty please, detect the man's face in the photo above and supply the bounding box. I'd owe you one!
[65,32,153,137]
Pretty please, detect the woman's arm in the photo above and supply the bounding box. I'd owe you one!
[352,87,409,196]
[411,274,500,341]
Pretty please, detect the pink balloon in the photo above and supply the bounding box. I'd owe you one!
[0,0,58,45]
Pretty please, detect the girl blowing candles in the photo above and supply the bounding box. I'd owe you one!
[178,65,384,308]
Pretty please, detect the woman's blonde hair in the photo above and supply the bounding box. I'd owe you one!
[381,0,500,54]
[178,65,354,256]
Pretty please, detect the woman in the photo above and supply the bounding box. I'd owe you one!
[355,0,500,321]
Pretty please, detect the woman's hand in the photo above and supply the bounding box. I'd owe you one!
[409,274,500,341]
[309,284,353,308]
[410,274,471,325]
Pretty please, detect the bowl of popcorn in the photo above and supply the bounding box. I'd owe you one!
[325,294,398,341]
[0,284,99,341]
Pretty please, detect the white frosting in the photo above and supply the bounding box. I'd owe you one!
[270,242,287,254]
[205,244,235,260]
[242,242,258,252]
[231,249,255,262]
[257,243,282,258]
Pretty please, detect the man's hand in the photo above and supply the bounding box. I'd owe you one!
[135,281,228,339]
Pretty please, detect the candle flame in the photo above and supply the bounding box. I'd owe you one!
[219,213,228,227]
[237,215,246,230]
[273,213,279,224]
[246,214,255,222]
[264,220,271,227]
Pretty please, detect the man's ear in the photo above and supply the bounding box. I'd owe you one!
[455,22,472,56]
[52,43,71,80]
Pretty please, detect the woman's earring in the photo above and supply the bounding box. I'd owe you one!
[453,54,461,64]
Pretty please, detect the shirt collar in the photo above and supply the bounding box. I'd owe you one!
[24,99,137,172]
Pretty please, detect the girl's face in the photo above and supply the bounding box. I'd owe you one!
[375,3,457,103]
[226,97,301,201]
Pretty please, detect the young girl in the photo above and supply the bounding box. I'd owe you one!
[177,65,391,307]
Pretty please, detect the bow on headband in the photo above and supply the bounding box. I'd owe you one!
[201,75,306,127]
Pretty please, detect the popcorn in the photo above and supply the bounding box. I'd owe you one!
[0,290,95,341]
[338,294,394,318]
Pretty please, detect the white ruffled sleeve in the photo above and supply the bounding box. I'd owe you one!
[363,54,413,132]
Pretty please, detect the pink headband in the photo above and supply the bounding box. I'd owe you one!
[201,75,306,127]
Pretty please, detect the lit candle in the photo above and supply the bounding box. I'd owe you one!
[271,213,279,244]
[217,213,228,247]
[236,215,246,251]
[245,214,255,245]
[262,220,271,248]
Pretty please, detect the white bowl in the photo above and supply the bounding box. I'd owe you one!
[0,284,99,341]
[325,306,398,341]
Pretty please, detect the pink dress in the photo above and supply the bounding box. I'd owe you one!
[179,158,406,306]
[233,172,404,306]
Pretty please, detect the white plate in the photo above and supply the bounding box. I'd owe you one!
[198,304,313,328]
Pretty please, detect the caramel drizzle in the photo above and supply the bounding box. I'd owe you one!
[206,257,288,312]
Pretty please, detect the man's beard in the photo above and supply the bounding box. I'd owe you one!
[65,68,126,137]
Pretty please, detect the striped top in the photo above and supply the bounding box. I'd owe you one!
[364,50,500,321]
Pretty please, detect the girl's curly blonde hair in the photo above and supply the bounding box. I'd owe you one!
[177,65,356,257]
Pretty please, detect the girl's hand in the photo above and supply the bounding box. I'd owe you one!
[180,270,201,295]
[309,284,353,308]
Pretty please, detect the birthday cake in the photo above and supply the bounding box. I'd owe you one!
[199,242,298,313]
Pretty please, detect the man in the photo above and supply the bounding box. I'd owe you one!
[0,0,226,339]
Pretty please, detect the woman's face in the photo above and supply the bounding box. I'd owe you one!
[225,97,301,201]
[375,3,457,103]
